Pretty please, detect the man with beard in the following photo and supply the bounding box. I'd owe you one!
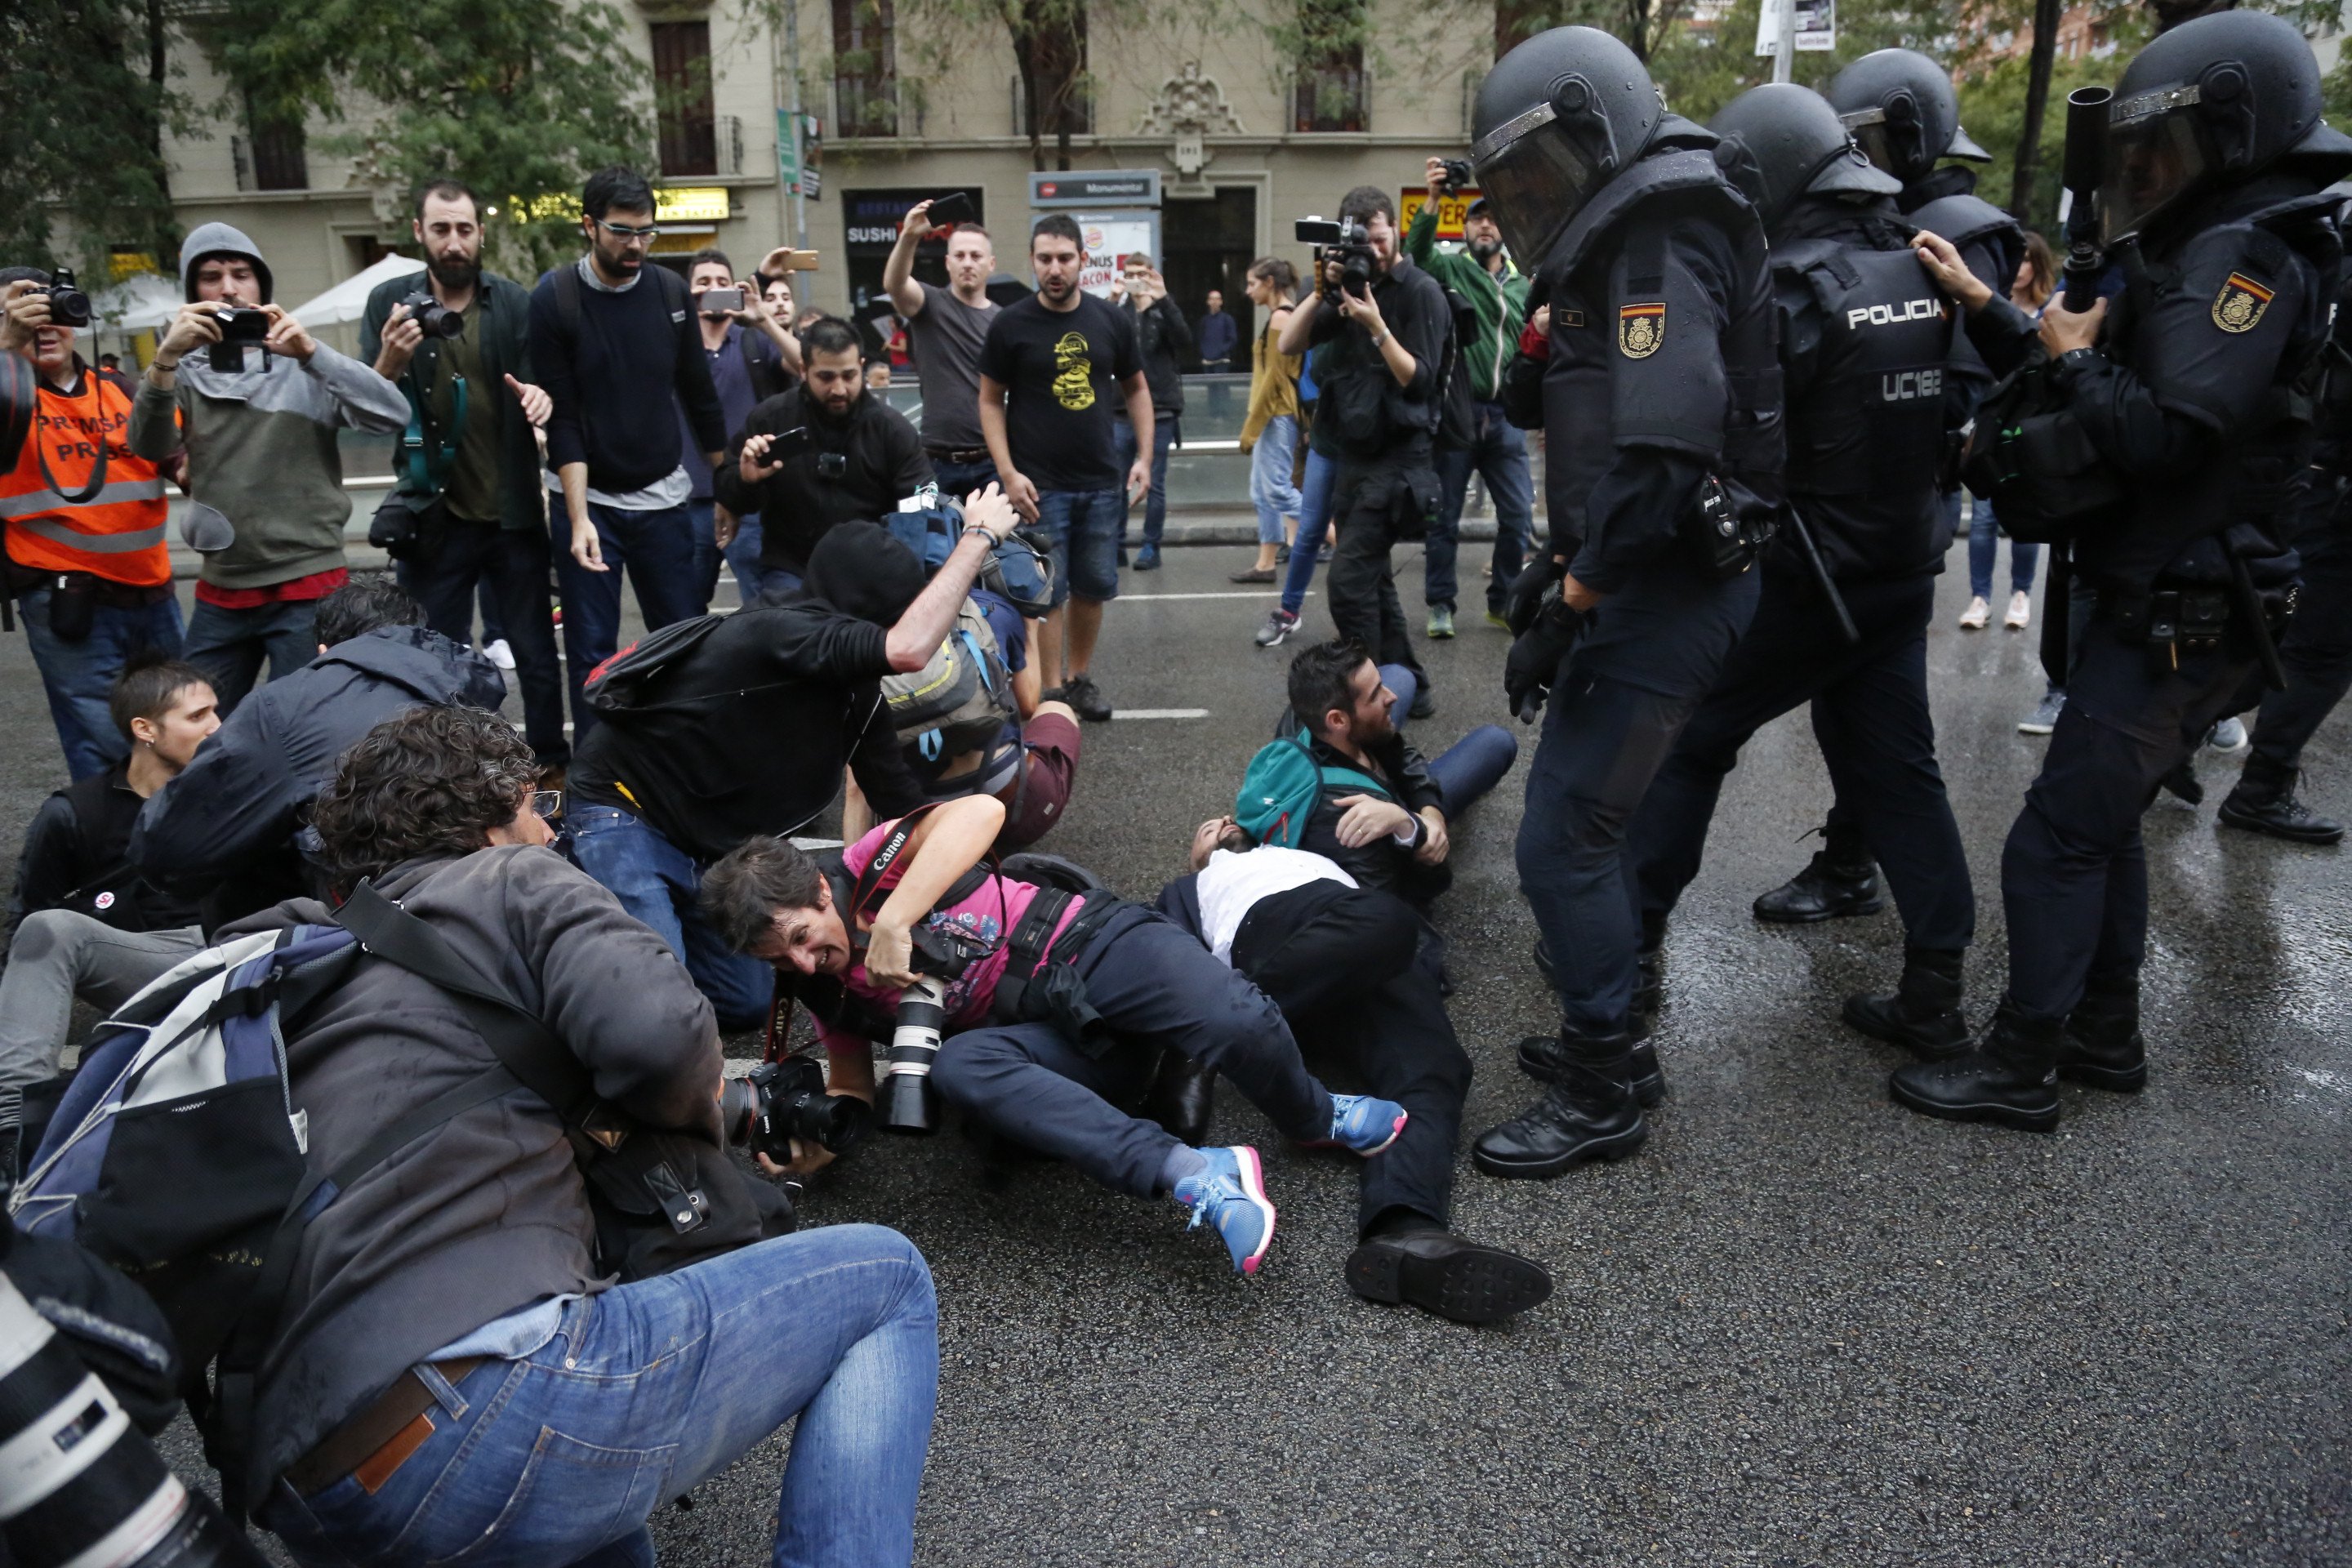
[715,318,933,592]
[1407,158,1535,639]
[361,179,568,777]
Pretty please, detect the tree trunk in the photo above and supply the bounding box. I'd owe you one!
[2010,0,2064,219]
[1625,0,1652,63]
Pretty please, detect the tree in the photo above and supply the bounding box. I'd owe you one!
[0,0,183,274]
[207,0,654,274]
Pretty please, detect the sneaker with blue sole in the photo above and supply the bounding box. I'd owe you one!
[1173,1147,1276,1275]
[1303,1093,1409,1156]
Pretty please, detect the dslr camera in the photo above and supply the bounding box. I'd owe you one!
[395,288,466,341]
[1295,216,1375,302]
[34,269,92,329]
[876,923,987,1135]
[1434,158,1475,194]
[207,305,271,373]
[721,1055,872,1166]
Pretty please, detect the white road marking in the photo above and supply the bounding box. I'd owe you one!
[1112,709,1210,720]
[1116,590,1316,602]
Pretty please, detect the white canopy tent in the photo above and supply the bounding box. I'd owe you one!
[283,253,423,327]
[91,273,181,333]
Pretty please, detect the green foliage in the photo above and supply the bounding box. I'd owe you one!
[207,0,654,274]
[0,0,182,273]
[1952,30,2147,233]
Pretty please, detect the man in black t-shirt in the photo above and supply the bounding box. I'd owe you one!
[978,215,1152,723]
[566,495,1020,1029]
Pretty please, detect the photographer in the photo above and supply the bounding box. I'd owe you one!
[235,704,936,1566]
[565,499,1017,1031]
[1410,159,1535,637]
[0,269,185,779]
[699,797,1408,1278]
[1113,253,1192,572]
[127,224,410,715]
[359,179,568,774]
[1278,187,1450,717]
[715,318,931,590]
[677,249,797,608]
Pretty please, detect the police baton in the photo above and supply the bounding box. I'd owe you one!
[2228,550,2290,691]
[1783,503,1860,645]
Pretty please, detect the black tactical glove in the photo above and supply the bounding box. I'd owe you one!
[1505,550,1567,637]
[1503,583,1584,724]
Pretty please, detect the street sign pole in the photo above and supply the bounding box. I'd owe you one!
[1775,0,1797,82]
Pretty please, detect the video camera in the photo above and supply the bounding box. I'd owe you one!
[1295,216,1375,302]
[395,288,466,341]
[721,1055,872,1166]
[207,305,270,374]
[34,269,92,330]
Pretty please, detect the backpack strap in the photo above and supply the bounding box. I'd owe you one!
[554,261,582,343]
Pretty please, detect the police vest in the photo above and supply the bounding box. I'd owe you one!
[1904,194,2025,301]
[0,372,170,588]
[1775,235,1954,579]
[1536,145,1784,550]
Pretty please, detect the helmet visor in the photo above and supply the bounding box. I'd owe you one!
[2101,86,2215,243]
[1839,106,1927,180]
[1472,105,1606,271]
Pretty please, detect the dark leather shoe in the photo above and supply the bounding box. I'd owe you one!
[1140,1046,1218,1144]
[1888,1006,2060,1133]
[1517,1033,1662,1107]
[1476,1036,1646,1178]
[2219,771,2345,844]
[1346,1230,1553,1325]
[1753,851,1883,924]
[2057,999,2147,1093]
[1842,948,1970,1059]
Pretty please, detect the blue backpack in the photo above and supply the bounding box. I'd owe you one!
[1235,729,1393,849]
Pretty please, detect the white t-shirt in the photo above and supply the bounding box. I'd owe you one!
[1195,846,1356,963]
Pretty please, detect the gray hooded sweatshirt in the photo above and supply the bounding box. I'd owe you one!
[127,222,410,590]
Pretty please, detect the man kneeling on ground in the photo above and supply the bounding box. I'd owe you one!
[240,705,938,1566]
[700,794,1408,1276]
[1157,817,1552,1323]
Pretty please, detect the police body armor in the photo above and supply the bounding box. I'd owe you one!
[1908,190,2024,468]
[1774,234,1955,579]
[1538,137,1785,568]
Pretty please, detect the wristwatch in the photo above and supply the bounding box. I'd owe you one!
[1368,329,1390,349]
[2054,346,2102,379]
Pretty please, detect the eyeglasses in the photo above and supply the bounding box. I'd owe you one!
[595,219,662,240]
[529,790,564,821]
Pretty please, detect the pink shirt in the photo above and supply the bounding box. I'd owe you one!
[814,822,1085,1049]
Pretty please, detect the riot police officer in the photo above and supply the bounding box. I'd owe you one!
[1465,27,1784,1178]
[1895,10,2351,1129]
[1619,83,1979,1062]
[1751,47,2027,925]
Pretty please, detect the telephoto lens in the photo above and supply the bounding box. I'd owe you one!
[877,976,950,1134]
[0,1269,265,1567]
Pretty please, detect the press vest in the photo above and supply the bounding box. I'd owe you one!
[1537,145,1784,554]
[0,370,171,587]
[1775,235,1954,579]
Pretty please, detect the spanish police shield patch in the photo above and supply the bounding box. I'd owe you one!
[1619,302,1665,359]
[2211,273,2274,334]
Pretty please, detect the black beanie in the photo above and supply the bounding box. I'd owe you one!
[803,521,926,626]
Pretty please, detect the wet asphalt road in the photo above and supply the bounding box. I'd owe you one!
[11,534,2345,1566]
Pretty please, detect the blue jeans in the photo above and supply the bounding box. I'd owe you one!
[567,805,776,1031]
[185,596,323,716]
[1967,497,2041,600]
[1375,662,1516,814]
[1279,449,1341,616]
[1113,420,1176,550]
[929,453,1000,501]
[1249,416,1303,546]
[264,1225,938,1568]
[724,515,786,607]
[16,589,185,779]
[1032,488,1123,604]
[1426,402,1535,612]
[551,498,705,739]
[688,497,722,612]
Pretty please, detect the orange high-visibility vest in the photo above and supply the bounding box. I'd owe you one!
[0,371,170,587]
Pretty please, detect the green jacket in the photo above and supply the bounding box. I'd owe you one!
[1404,203,1530,403]
[359,270,543,532]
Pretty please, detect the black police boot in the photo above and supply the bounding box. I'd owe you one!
[1753,824,1883,924]
[1476,1032,1647,1177]
[1629,911,1668,1040]
[2056,983,2148,1093]
[1841,947,1970,1058]
[2218,755,2347,845]
[1887,1001,2061,1134]
[1517,1031,1663,1106]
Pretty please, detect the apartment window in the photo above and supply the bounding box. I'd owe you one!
[652,20,718,177]
[243,92,309,190]
[833,0,898,137]
[1293,0,1366,134]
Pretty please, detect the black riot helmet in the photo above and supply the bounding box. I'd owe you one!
[1824,49,1990,184]
[1471,26,1665,270]
[1709,83,1902,227]
[2102,8,2352,244]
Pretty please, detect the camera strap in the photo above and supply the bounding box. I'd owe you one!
[33,375,109,507]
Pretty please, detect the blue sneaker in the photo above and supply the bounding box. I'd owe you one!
[1172,1147,1276,1276]
[1307,1094,1409,1156]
